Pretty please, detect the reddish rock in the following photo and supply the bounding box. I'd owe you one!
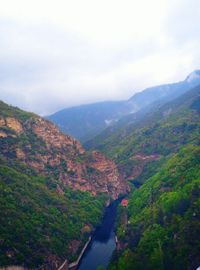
[121,199,128,207]
[131,153,160,161]
[68,240,81,255]
[5,117,23,134]
[125,153,161,180]
[56,184,65,195]
[0,131,7,138]
[0,115,129,199]
[15,148,26,160]
[81,224,92,234]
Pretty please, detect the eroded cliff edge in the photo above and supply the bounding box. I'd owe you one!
[0,102,128,200]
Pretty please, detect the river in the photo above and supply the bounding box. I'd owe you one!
[76,200,119,270]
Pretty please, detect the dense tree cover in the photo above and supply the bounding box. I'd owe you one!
[87,85,200,156]
[0,162,107,268]
[110,145,200,270]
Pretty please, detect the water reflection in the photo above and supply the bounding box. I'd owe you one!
[77,201,118,270]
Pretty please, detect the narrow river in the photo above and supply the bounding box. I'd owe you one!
[77,200,119,270]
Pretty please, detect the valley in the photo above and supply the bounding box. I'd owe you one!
[0,71,200,270]
[0,101,127,269]
[77,200,120,270]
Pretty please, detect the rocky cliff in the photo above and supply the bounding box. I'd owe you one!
[0,101,128,199]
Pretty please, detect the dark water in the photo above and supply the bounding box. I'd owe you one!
[77,200,119,270]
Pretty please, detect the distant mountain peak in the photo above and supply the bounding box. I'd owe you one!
[185,70,200,83]
[48,69,200,143]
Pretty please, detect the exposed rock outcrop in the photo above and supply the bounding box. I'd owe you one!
[0,117,23,134]
[126,153,161,180]
[0,114,128,199]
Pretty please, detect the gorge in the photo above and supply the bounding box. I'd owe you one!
[0,100,128,269]
[0,75,200,270]
[77,200,119,270]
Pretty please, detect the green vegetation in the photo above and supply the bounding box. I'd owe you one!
[106,86,200,269]
[1,84,200,269]
[0,100,112,268]
[87,85,200,183]
[0,163,106,268]
[0,100,35,121]
[110,145,200,270]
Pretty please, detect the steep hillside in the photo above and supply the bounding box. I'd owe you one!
[0,101,128,199]
[0,163,106,268]
[86,85,200,184]
[110,145,200,270]
[0,101,128,268]
[48,70,200,142]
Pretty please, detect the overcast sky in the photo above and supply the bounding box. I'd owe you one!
[0,0,200,115]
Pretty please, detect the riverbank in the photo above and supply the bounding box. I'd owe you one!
[1,200,120,270]
[57,201,113,270]
[76,200,119,270]
[68,237,92,269]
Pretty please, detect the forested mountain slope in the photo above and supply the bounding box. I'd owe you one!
[107,83,200,270]
[0,163,106,268]
[0,101,128,199]
[86,85,200,184]
[0,101,128,268]
[110,145,200,270]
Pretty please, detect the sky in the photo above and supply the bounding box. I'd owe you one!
[0,0,200,115]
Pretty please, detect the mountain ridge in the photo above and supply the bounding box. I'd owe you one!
[0,100,128,199]
[85,84,200,185]
[48,70,200,142]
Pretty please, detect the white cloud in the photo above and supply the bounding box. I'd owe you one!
[0,0,199,114]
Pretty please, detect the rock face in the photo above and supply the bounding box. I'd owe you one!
[127,153,161,180]
[86,151,127,199]
[5,117,23,134]
[0,110,128,199]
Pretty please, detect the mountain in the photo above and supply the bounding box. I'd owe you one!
[85,84,200,185]
[1,70,200,270]
[128,70,200,107]
[0,100,128,268]
[0,162,106,268]
[104,82,200,270]
[47,100,131,143]
[0,101,128,199]
[110,145,200,270]
[48,70,200,142]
